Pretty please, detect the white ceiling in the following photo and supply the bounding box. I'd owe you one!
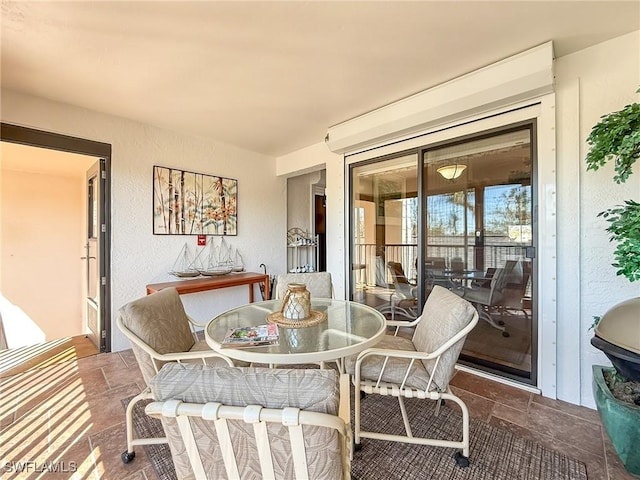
[1,1,639,157]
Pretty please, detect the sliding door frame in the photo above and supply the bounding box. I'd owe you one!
[345,97,557,397]
[418,119,539,386]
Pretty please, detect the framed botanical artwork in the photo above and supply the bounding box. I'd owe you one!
[153,165,237,235]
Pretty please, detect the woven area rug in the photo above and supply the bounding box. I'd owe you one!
[123,393,587,480]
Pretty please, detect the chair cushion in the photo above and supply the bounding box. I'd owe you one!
[152,362,339,411]
[275,272,333,299]
[412,286,477,390]
[119,288,197,384]
[151,363,341,480]
[344,334,433,391]
[119,287,195,355]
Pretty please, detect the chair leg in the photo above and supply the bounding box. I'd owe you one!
[443,389,470,462]
[475,305,509,337]
[397,395,413,438]
[390,296,396,321]
[354,385,362,447]
[122,388,168,464]
[335,357,345,373]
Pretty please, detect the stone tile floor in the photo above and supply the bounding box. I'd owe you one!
[0,348,635,479]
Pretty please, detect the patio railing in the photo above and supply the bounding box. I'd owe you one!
[353,237,529,288]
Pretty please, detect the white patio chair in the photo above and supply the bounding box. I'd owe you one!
[117,287,234,464]
[147,362,352,479]
[274,271,334,299]
[345,285,478,468]
[379,261,418,321]
[453,260,519,337]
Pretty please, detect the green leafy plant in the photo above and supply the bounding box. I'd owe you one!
[586,87,640,282]
[598,200,640,282]
[586,88,640,183]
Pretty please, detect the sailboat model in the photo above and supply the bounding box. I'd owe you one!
[169,242,201,278]
[199,238,233,276]
[232,248,245,272]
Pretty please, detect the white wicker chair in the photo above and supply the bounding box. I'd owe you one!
[117,287,234,464]
[147,363,352,479]
[346,285,479,468]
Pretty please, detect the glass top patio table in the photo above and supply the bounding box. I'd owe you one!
[437,270,488,281]
[205,298,387,365]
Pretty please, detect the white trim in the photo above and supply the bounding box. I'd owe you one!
[311,184,325,237]
[555,78,582,405]
[345,100,542,165]
[536,94,558,399]
[327,42,554,154]
[455,364,542,395]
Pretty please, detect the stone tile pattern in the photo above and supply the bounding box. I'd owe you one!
[0,350,635,480]
[450,371,635,480]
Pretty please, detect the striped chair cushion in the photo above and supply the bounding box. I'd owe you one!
[344,334,433,391]
[151,363,342,480]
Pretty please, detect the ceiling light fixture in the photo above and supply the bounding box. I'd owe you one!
[436,164,467,180]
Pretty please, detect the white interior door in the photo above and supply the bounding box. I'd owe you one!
[84,160,106,351]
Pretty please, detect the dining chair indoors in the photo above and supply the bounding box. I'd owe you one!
[453,260,519,337]
[424,256,455,292]
[117,287,234,464]
[381,261,418,321]
[274,271,333,299]
[147,362,352,479]
[501,261,531,320]
[346,285,479,468]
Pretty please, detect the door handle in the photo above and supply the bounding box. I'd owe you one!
[81,256,97,260]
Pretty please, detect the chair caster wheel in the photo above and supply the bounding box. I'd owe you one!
[498,320,505,326]
[502,331,510,337]
[360,391,366,400]
[454,451,469,468]
[121,451,135,464]
[354,442,363,452]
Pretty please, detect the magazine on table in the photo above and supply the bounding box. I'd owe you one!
[221,324,279,348]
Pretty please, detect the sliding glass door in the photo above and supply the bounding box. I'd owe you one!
[348,123,537,385]
[349,153,419,320]
[422,125,536,383]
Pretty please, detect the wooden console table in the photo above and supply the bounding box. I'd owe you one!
[146,272,270,303]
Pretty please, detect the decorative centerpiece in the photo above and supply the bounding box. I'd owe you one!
[267,283,326,327]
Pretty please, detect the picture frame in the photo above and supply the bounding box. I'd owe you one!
[153,165,237,235]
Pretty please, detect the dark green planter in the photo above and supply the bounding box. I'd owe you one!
[592,365,640,477]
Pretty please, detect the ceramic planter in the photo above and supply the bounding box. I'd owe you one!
[592,365,640,477]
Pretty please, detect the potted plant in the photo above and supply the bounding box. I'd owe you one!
[586,87,640,477]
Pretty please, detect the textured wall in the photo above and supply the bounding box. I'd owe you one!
[1,90,287,351]
[555,30,640,407]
